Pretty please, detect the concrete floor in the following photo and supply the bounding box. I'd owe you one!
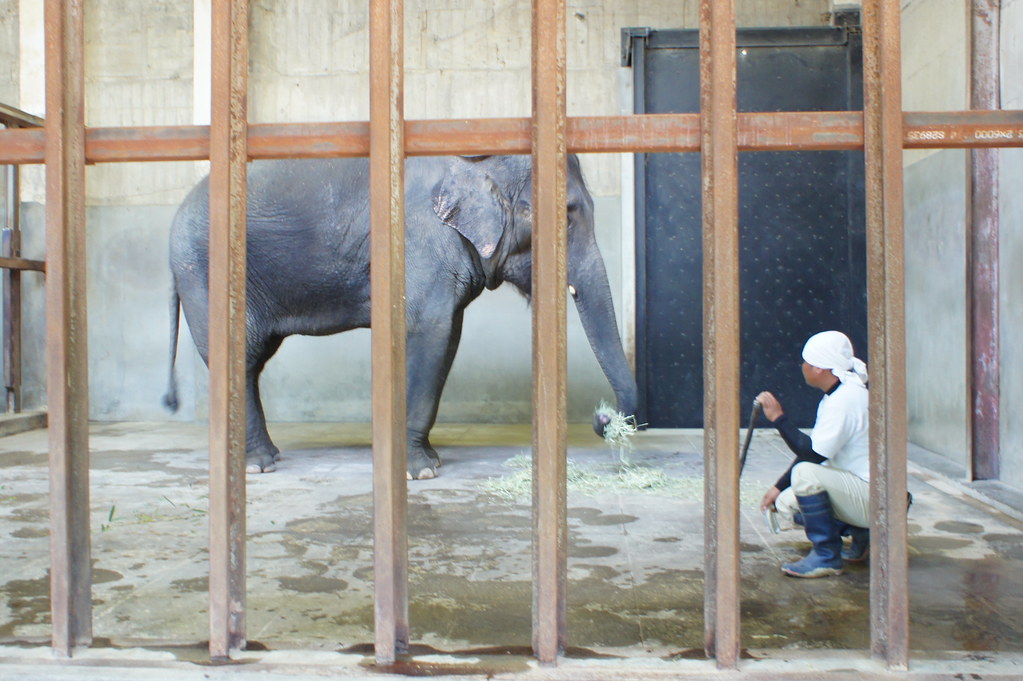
[0,420,1021,675]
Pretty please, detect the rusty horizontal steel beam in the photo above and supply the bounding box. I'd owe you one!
[0,256,45,272]
[0,128,45,164]
[2,110,1022,165]
[904,110,1022,148]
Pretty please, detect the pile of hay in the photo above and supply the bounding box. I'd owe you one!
[478,453,680,501]
[478,402,764,504]
[479,453,766,504]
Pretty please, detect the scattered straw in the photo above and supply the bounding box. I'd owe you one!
[478,452,764,504]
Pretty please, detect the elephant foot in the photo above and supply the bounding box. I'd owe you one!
[245,443,281,474]
[425,443,442,468]
[408,448,438,480]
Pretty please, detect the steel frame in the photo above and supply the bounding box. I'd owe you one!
[206,0,249,660]
[1,0,1021,676]
[1,105,45,415]
[369,0,409,664]
[43,0,91,658]
[967,0,1001,481]
[2,111,1022,165]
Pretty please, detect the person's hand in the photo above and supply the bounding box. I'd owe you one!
[755,391,783,422]
[760,485,781,514]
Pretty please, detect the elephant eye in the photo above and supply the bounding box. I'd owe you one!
[567,202,582,223]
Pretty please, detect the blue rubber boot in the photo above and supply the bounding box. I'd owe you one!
[781,491,844,578]
[842,525,870,562]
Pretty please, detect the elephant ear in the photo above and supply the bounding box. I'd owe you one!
[432,158,508,260]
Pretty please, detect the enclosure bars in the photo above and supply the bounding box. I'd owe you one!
[699,0,742,668]
[369,0,410,664]
[862,1,910,667]
[3,162,23,413]
[8,112,1023,164]
[43,0,92,657]
[531,0,569,664]
[968,0,1001,481]
[19,0,1023,671]
[1,106,46,415]
[206,0,249,660]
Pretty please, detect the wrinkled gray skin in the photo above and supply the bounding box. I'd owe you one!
[164,155,638,479]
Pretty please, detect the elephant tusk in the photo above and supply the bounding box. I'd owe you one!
[568,285,578,298]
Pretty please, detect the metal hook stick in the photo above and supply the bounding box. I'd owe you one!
[738,399,762,476]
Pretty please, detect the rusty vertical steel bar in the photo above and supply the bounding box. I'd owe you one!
[699,0,741,669]
[967,0,1000,481]
[369,0,409,665]
[862,0,910,670]
[207,0,249,660]
[44,0,92,656]
[3,164,23,412]
[531,0,568,666]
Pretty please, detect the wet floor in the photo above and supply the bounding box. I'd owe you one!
[0,421,1021,659]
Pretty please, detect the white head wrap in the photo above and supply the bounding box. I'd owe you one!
[801,331,868,387]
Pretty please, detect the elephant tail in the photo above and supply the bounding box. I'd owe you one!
[162,286,181,413]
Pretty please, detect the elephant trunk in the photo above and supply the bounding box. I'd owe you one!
[569,242,639,438]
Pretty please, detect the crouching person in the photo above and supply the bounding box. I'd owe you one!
[757,330,871,578]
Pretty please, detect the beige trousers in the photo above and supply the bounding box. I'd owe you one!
[774,461,870,530]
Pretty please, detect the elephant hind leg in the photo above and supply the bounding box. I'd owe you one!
[244,335,284,473]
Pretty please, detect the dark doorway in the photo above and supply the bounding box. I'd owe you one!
[624,26,867,428]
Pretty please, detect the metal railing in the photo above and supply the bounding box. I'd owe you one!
[0,103,45,415]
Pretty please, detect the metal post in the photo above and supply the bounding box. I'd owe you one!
[862,0,910,669]
[531,0,568,666]
[699,0,741,669]
[3,163,23,412]
[44,0,92,657]
[207,0,249,660]
[967,0,1001,481]
[369,0,409,665]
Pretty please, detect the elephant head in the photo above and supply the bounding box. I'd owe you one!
[433,155,639,435]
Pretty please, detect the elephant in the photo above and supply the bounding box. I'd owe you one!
[163,154,638,479]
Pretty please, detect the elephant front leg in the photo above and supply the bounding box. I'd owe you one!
[405,310,464,480]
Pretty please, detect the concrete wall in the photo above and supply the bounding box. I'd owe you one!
[3,0,835,428]
[900,0,969,466]
[900,0,1023,490]
[999,0,1023,489]
[0,2,18,225]
[0,2,16,105]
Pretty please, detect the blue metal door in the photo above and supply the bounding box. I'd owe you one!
[625,26,866,427]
